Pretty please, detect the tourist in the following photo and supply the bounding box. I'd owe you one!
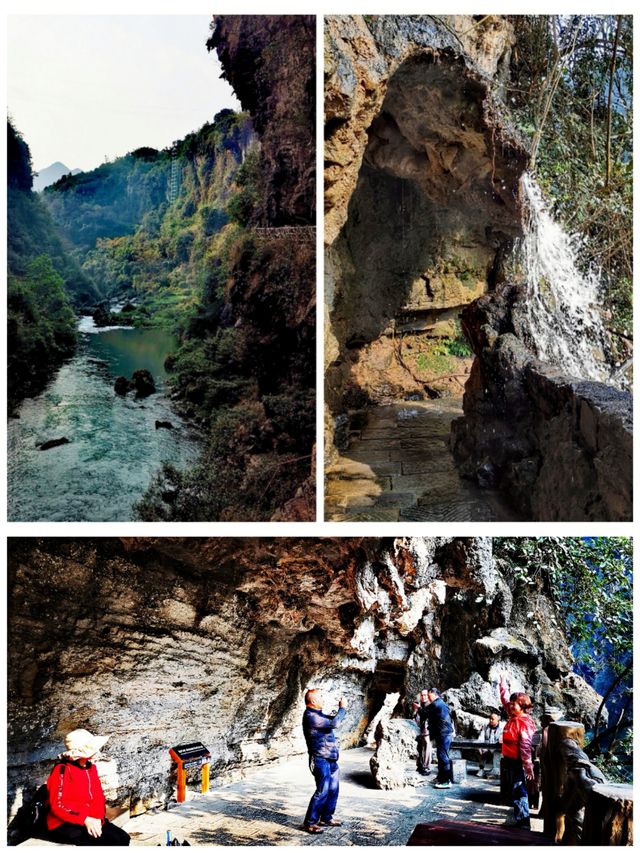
[499,673,536,829]
[423,688,454,789]
[302,689,347,834]
[475,711,504,777]
[412,690,433,776]
[44,728,130,846]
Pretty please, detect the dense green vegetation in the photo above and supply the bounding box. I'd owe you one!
[495,537,632,781]
[7,122,98,306]
[507,16,633,364]
[48,110,252,329]
[8,256,78,408]
[44,149,171,249]
[7,121,93,409]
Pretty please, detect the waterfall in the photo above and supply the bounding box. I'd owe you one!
[518,173,612,385]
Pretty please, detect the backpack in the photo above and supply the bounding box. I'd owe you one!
[7,782,50,845]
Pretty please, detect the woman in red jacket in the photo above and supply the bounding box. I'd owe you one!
[45,729,130,846]
[499,675,536,830]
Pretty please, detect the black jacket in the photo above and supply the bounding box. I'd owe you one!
[303,706,346,760]
[424,697,453,741]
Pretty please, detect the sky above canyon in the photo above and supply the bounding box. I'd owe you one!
[8,15,241,172]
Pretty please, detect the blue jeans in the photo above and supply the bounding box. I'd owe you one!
[304,756,340,826]
[435,733,453,783]
[503,757,530,823]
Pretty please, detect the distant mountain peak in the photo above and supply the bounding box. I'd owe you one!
[33,161,80,192]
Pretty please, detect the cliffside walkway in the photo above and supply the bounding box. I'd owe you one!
[254,226,315,243]
[120,747,544,845]
[325,401,519,522]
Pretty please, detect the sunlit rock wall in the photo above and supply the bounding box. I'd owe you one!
[8,537,601,820]
[324,15,529,454]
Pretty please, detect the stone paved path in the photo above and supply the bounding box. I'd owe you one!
[325,401,519,521]
[122,748,543,845]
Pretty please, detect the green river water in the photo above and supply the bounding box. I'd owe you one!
[8,317,200,521]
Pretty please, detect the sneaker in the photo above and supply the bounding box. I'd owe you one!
[477,769,486,778]
[434,781,452,789]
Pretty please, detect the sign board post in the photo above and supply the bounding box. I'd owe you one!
[169,742,211,803]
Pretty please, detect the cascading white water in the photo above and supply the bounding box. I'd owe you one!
[518,173,611,384]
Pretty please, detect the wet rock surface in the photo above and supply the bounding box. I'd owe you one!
[325,400,519,521]
[451,282,633,520]
[8,537,602,819]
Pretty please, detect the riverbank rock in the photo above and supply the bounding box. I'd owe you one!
[38,437,70,451]
[370,718,420,789]
[93,304,114,327]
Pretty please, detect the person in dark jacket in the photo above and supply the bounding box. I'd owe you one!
[424,688,454,789]
[44,729,130,846]
[302,689,347,834]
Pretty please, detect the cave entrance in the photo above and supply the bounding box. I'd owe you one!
[326,52,526,522]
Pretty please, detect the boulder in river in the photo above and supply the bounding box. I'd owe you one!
[38,437,70,451]
[131,369,156,398]
[114,376,130,396]
[92,304,115,327]
[155,420,173,430]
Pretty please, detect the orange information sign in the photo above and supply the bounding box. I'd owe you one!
[169,742,211,803]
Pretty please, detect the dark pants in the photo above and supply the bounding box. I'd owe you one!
[416,734,432,773]
[503,756,530,824]
[435,733,453,783]
[304,756,340,827]
[46,820,130,846]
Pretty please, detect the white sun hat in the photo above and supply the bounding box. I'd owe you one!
[63,729,110,760]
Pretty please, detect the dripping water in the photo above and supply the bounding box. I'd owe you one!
[518,173,615,385]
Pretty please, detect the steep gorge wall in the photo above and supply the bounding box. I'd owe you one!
[324,16,528,455]
[8,537,601,820]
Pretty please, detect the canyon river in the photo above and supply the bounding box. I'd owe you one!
[8,317,201,521]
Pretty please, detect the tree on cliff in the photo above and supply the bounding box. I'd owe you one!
[495,537,632,780]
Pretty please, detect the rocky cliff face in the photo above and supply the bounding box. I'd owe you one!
[209,15,315,226]
[324,16,528,453]
[451,282,633,520]
[8,537,601,819]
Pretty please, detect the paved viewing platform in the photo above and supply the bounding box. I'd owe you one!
[121,747,544,846]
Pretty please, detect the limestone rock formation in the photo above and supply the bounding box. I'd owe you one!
[324,15,528,458]
[8,537,602,820]
[451,281,633,520]
[370,718,419,789]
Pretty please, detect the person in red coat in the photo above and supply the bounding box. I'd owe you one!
[45,729,130,846]
[499,674,536,830]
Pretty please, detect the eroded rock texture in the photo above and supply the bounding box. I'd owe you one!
[451,282,633,520]
[325,15,527,434]
[8,537,601,818]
